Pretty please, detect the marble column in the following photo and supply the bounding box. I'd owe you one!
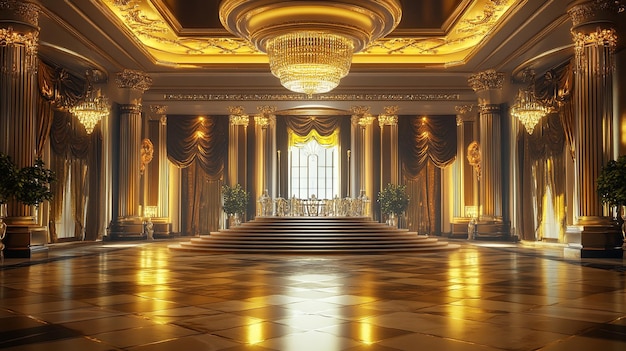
[565,0,623,258]
[468,70,510,239]
[109,69,152,239]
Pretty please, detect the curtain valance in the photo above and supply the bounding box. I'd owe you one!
[400,115,457,180]
[167,115,228,180]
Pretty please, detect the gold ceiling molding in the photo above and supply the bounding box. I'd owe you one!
[163,93,460,102]
[101,0,516,66]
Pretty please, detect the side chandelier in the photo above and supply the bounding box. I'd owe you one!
[219,0,402,96]
[69,70,110,134]
[510,70,549,134]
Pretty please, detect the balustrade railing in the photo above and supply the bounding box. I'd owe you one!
[257,193,370,217]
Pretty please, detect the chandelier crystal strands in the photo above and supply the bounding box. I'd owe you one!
[219,0,402,95]
[70,71,110,134]
[510,70,549,134]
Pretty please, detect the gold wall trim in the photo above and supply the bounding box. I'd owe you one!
[163,93,460,102]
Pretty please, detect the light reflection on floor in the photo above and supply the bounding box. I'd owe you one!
[0,240,624,350]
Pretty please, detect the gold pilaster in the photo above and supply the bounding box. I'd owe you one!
[253,106,275,215]
[151,105,169,219]
[378,112,399,189]
[228,107,249,221]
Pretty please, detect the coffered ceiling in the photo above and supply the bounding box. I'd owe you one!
[34,0,594,115]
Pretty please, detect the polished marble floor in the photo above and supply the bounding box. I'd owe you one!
[0,240,625,350]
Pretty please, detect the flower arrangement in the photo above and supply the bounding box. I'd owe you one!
[597,155,626,207]
[377,183,409,216]
[221,183,249,216]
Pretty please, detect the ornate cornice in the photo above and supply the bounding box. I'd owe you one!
[0,1,40,28]
[115,69,152,92]
[163,93,460,102]
[567,0,619,28]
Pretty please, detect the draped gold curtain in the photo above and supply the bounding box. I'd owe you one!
[167,115,228,234]
[39,60,102,242]
[517,63,572,241]
[400,115,457,235]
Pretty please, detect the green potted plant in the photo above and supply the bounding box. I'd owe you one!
[597,155,626,222]
[14,158,56,208]
[377,183,409,227]
[222,183,249,226]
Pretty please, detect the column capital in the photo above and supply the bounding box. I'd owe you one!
[568,0,619,33]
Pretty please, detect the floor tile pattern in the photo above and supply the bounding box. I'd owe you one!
[0,240,625,350]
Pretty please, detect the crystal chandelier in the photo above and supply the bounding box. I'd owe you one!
[219,1,401,95]
[510,75,548,134]
[267,32,353,96]
[70,72,109,134]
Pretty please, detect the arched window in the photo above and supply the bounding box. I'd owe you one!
[288,129,339,199]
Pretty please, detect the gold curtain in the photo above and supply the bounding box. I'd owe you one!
[167,115,228,234]
[48,110,102,242]
[518,112,567,241]
[283,115,341,138]
[289,128,339,147]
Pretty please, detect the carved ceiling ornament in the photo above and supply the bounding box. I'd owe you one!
[163,93,460,102]
[115,69,152,92]
[468,69,504,92]
[101,0,516,66]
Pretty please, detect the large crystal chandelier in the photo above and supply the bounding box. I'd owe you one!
[219,0,401,95]
[510,70,548,134]
[267,32,354,95]
[70,71,109,134]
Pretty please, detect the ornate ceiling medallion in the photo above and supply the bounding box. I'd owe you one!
[219,0,402,95]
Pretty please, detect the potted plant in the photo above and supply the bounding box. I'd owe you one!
[0,153,18,206]
[14,158,56,210]
[597,155,626,229]
[222,183,249,226]
[377,183,409,227]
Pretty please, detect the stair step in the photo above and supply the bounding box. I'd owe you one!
[169,217,460,254]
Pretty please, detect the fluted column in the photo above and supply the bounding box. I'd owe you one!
[253,107,275,215]
[110,69,151,239]
[453,105,478,219]
[0,1,39,220]
[350,107,374,216]
[468,70,505,221]
[565,0,623,258]
[378,113,399,187]
[151,105,169,219]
